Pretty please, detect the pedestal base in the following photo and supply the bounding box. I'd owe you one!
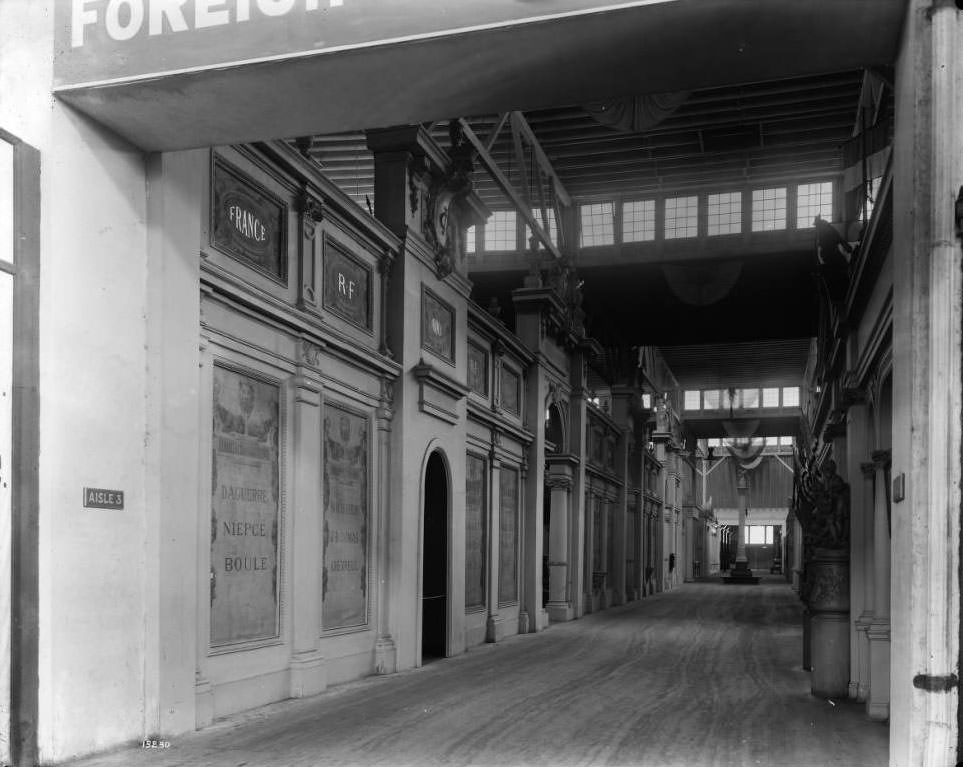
[723,560,759,584]
[546,601,575,622]
[374,636,397,675]
[289,651,327,698]
[811,612,849,697]
[195,674,215,729]
[485,615,503,643]
[866,620,890,721]
[518,611,530,634]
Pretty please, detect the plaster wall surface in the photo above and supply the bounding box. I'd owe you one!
[387,248,471,669]
[0,2,155,760]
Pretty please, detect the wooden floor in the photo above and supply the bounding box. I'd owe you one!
[67,576,887,767]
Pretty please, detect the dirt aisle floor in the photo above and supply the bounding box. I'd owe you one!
[65,576,887,767]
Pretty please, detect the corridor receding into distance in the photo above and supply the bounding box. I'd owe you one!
[6,4,963,767]
[68,577,885,767]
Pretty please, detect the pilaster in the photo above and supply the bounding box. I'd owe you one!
[867,449,891,721]
[374,379,397,672]
[845,401,871,701]
[545,461,576,622]
[486,453,503,643]
[288,375,326,697]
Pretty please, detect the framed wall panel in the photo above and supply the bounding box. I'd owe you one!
[421,286,455,364]
[500,365,520,416]
[465,453,487,611]
[210,363,282,648]
[498,466,519,605]
[210,154,287,284]
[322,237,372,332]
[322,402,369,631]
[467,341,489,397]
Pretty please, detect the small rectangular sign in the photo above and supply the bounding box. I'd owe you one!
[83,487,124,509]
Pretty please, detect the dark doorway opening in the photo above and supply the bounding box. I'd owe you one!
[422,451,448,662]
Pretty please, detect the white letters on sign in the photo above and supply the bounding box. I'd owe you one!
[72,0,347,47]
[228,204,267,243]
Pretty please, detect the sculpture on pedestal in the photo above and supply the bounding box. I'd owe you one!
[794,458,850,551]
[792,452,852,696]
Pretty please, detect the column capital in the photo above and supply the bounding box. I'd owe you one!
[546,473,573,491]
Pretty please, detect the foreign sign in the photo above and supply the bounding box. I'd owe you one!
[55,1,676,88]
[83,487,125,509]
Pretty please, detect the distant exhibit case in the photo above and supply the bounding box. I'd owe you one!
[196,142,400,723]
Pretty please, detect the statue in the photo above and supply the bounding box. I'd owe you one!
[654,395,669,433]
[795,458,850,549]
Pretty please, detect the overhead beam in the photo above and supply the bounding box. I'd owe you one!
[509,112,572,208]
[484,113,511,153]
[459,118,562,260]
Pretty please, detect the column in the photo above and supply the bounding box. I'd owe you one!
[569,349,591,619]
[374,380,398,670]
[583,490,596,612]
[545,465,575,622]
[890,1,962,762]
[725,468,759,583]
[599,494,611,609]
[486,454,502,642]
[519,457,546,632]
[288,374,326,696]
[866,449,891,721]
[854,462,876,703]
[846,399,872,701]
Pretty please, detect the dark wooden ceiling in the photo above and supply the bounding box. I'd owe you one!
[306,68,883,385]
[307,69,870,207]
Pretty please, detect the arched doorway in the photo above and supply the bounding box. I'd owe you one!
[422,451,449,662]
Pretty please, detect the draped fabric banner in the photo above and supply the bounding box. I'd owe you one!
[706,455,795,510]
[584,92,690,133]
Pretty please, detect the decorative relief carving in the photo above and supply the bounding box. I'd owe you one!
[300,340,324,368]
[408,155,428,216]
[807,554,849,613]
[298,191,324,240]
[379,377,395,409]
